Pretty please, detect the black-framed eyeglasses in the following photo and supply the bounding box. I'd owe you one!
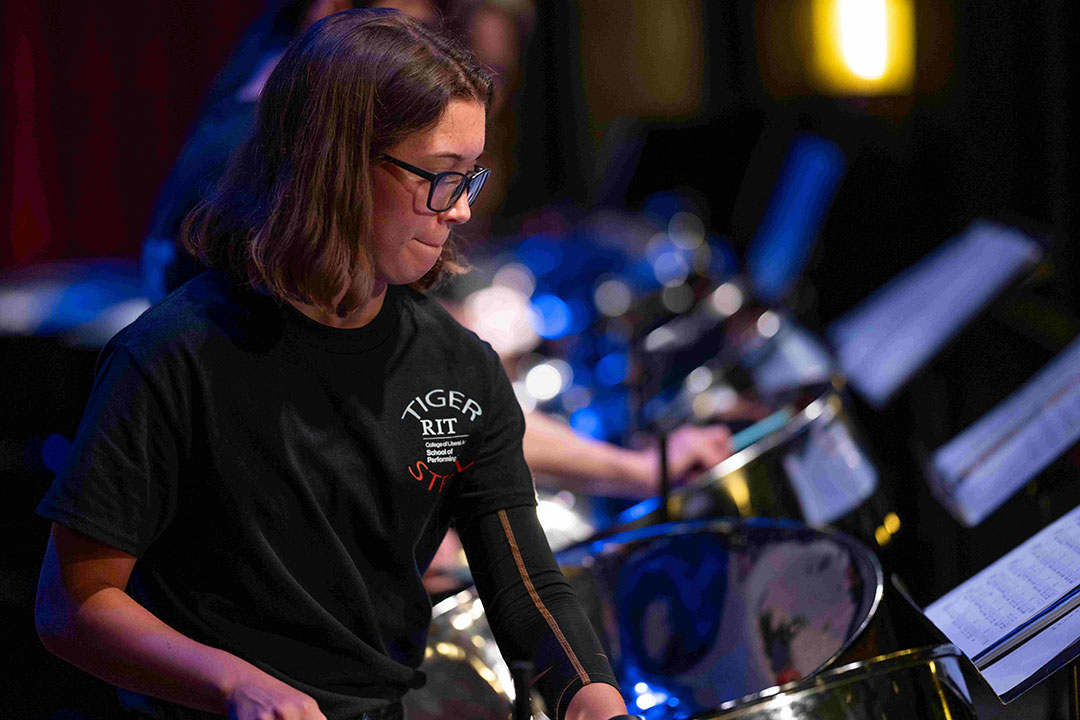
[379,154,490,213]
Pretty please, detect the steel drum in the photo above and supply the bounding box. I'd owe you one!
[619,304,901,550]
[556,518,885,719]
[401,587,519,720]
[409,518,884,720]
[409,493,595,718]
[700,645,976,720]
[618,384,897,553]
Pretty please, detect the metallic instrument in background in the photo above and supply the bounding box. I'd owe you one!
[630,304,902,552]
[618,384,898,553]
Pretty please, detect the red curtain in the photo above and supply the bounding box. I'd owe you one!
[2,0,263,268]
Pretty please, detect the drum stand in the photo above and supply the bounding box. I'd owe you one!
[1041,643,1080,720]
[658,431,670,523]
[1068,660,1079,720]
[511,660,534,720]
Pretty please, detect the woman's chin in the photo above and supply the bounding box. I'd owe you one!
[376,241,444,286]
[387,264,439,287]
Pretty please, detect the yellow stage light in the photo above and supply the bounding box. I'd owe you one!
[810,0,915,95]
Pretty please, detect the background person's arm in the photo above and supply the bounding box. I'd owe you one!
[35,523,326,720]
[523,411,732,497]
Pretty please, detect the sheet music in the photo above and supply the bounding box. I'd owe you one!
[751,323,835,396]
[925,505,1080,699]
[781,420,877,526]
[827,221,1040,408]
[929,336,1080,526]
[980,605,1080,702]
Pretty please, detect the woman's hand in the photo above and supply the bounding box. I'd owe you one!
[565,682,629,720]
[226,679,326,720]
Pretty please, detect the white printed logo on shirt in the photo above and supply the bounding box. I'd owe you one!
[399,388,482,492]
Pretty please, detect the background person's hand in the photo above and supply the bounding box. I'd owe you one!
[654,423,733,484]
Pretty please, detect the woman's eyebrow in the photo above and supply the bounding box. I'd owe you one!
[424,153,467,166]
[424,149,486,164]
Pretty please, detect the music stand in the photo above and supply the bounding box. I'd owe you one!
[893,504,1080,716]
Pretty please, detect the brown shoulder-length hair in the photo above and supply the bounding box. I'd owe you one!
[182,9,494,317]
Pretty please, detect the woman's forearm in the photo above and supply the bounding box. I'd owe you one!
[36,527,322,718]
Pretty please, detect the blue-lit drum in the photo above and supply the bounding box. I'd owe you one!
[557,519,885,719]
[700,645,977,720]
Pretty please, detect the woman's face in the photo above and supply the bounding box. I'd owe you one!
[370,99,486,288]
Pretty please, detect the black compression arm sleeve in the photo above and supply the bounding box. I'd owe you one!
[457,506,619,720]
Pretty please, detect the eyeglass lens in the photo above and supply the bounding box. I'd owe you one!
[431,170,487,211]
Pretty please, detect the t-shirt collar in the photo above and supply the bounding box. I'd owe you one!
[280,286,401,353]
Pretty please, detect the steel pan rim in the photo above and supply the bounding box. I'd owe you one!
[708,644,966,717]
[684,388,840,493]
[555,517,885,693]
[431,586,480,619]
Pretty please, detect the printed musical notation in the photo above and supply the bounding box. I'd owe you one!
[782,420,877,527]
[827,221,1041,408]
[928,336,1080,526]
[925,505,1080,702]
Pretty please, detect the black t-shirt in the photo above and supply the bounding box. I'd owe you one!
[38,271,540,717]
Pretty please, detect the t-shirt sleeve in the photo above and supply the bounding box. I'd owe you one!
[36,338,183,557]
[451,342,536,526]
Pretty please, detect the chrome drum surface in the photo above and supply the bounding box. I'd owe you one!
[557,518,883,718]
[401,589,515,720]
[619,388,891,550]
[702,645,976,720]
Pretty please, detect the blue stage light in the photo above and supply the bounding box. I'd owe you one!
[41,433,72,474]
[142,236,177,303]
[596,352,629,387]
[565,297,592,336]
[517,234,563,276]
[529,294,573,339]
[569,407,605,440]
[707,236,739,280]
[746,134,844,304]
[652,250,690,287]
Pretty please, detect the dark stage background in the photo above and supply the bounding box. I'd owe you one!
[3,1,1079,718]
[4,2,1078,297]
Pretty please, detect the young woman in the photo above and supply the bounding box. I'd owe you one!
[35,10,630,720]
